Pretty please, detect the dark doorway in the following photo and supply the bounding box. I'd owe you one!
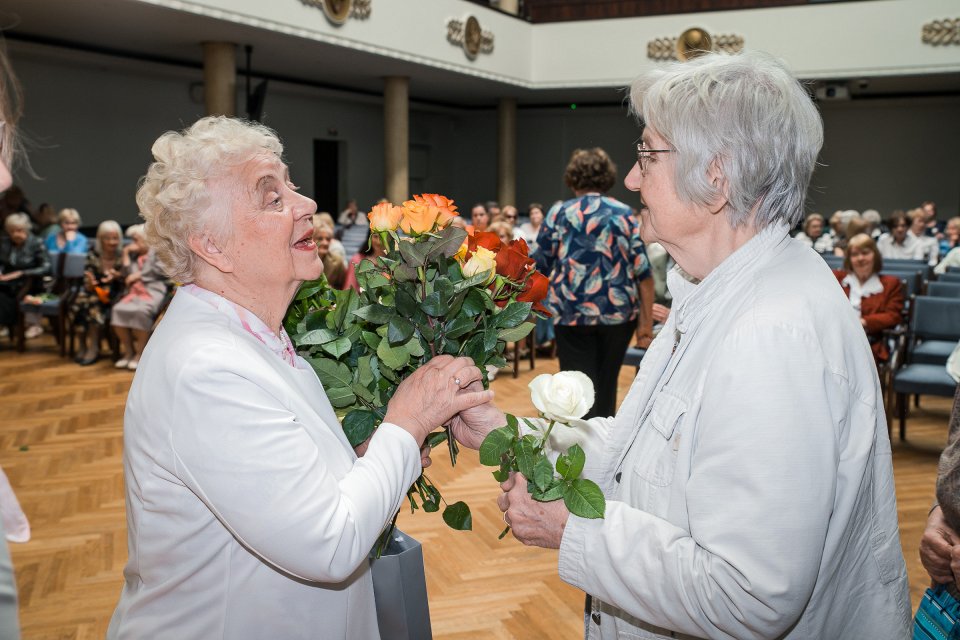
[313,139,341,215]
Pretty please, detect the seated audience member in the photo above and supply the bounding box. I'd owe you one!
[919,386,960,597]
[936,246,960,275]
[469,202,489,232]
[939,216,960,258]
[862,209,883,240]
[519,203,545,254]
[909,207,939,266]
[485,200,501,221]
[312,219,347,289]
[794,212,834,254]
[833,233,904,365]
[337,199,359,227]
[831,211,865,257]
[487,220,514,248]
[0,212,50,339]
[877,211,924,260]
[343,227,385,292]
[44,208,89,256]
[111,224,168,370]
[0,185,31,223]
[827,210,844,241]
[72,220,124,365]
[923,200,944,236]
[32,202,58,239]
[498,205,523,240]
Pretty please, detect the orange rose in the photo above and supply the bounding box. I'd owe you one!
[399,199,441,236]
[413,194,458,229]
[367,202,403,232]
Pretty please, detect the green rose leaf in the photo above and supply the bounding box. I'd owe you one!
[350,382,375,403]
[360,330,381,351]
[497,321,535,343]
[392,263,420,283]
[326,386,357,408]
[515,437,537,479]
[321,336,352,358]
[357,355,375,387]
[406,336,425,358]
[506,413,519,435]
[479,426,517,466]
[364,272,391,289]
[426,431,448,448]
[442,501,472,531]
[493,301,533,329]
[342,409,379,447]
[395,287,419,317]
[377,339,409,370]
[330,288,359,331]
[420,291,448,317]
[297,327,338,346]
[354,304,395,324]
[295,279,326,301]
[482,328,499,352]
[556,444,585,481]
[563,479,605,519]
[387,316,415,346]
[426,226,468,261]
[444,315,477,340]
[309,358,353,389]
[532,456,554,492]
[422,485,441,513]
[453,271,494,295]
[398,239,431,267]
[492,469,510,482]
[534,482,566,502]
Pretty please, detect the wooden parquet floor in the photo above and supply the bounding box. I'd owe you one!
[0,335,953,639]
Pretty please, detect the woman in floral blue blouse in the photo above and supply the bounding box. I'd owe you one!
[535,147,653,419]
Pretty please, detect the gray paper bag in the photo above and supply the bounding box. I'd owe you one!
[370,529,433,640]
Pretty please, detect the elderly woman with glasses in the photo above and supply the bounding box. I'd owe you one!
[452,51,910,639]
[107,116,491,639]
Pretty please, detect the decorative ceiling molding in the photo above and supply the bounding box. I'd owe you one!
[447,15,494,60]
[299,0,371,25]
[922,18,959,46]
[647,28,744,62]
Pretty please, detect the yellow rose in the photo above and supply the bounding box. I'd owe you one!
[460,246,497,284]
[399,200,441,236]
[454,240,469,263]
[367,202,403,232]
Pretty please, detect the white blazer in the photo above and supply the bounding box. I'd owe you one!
[107,291,421,639]
[558,223,911,639]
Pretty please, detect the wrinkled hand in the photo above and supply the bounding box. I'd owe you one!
[384,355,491,445]
[920,506,956,584]
[498,472,569,549]
[446,379,505,450]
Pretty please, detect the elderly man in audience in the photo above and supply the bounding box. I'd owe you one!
[110,224,168,370]
[909,207,940,266]
[44,207,89,256]
[107,115,491,639]
[793,212,834,254]
[877,210,924,260]
[72,220,124,365]
[862,208,884,240]
[833,233,905,365]
[453,50,910,639]
[0,212,50,339]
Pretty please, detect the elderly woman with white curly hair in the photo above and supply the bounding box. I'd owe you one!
[451,50,910,638]
[107,117,492,639]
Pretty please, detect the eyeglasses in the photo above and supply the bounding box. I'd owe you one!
[636,142,674,176]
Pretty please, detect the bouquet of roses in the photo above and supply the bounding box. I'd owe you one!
[284,194,550,554]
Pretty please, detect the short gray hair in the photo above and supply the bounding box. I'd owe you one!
[136,116,284,283]
[58,207,81,225]
[95,220,122,254]
[629,50,823,229]
[4,212,29,232]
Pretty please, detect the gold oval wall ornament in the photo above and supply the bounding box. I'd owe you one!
[676,27,712,61]
[464,15,482,59]
[322,0,353,25]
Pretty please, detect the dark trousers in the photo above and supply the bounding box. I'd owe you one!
[554,321,635,420]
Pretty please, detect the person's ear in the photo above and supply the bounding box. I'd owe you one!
[188,233,234,273]
[706,157,729,216]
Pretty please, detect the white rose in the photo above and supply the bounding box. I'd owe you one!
[528,371,595,424]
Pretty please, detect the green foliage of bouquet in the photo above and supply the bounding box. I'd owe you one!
[284,194,550,554]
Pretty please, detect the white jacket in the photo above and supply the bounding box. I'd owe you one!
[558,222,911,639]
[107,291,421,639]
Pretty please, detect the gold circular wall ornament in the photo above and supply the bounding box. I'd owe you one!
[322,0,353,25]
[463,15,482,59]
[676,27,713,61]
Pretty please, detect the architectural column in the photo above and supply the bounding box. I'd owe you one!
[384,77,410,204]
[497,97,517,207]
[498,0,519,15]
[203,42,237,117]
